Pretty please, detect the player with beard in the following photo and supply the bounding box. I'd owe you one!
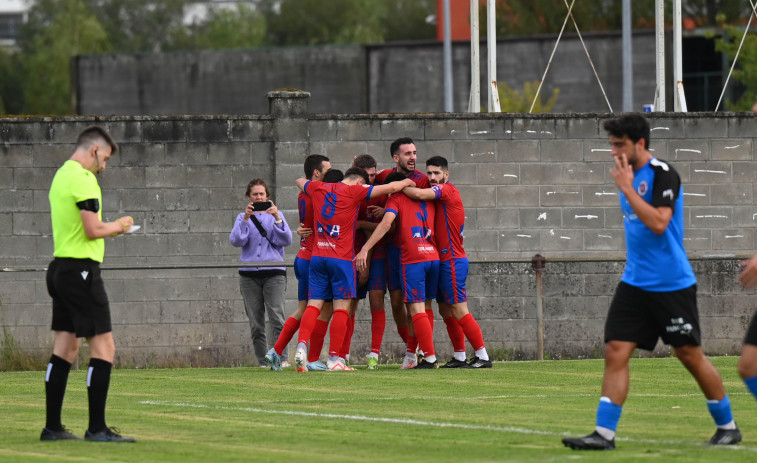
[293,168,414,371]
[372,138,431,367]
[355,172,440,369]
[402,156,491,368]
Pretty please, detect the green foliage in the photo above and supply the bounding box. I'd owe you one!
[491,0,751,37]
[0,47,24,115]
[171,4,267,51]
[498,80,559,113]
[714,24,757,111]
[378,0,436,41]
[20,0,111,115]
[262,0,386,46]
[1,325,47,371]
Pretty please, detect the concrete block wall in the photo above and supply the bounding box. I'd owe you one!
[2,91,757,368]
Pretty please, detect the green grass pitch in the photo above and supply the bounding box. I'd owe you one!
[2,357,757,462]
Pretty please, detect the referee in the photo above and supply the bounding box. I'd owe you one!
[41,126,136,443]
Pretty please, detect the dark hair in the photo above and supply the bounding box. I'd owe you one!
[245,178,269,197]
[352,154,377,170]
[425,156,448,170]
[303,154,330,180]
[390,137,414,157]
[344,166,369,184]
[384,172,407,184]
[603,114,651,150]
[323,169,344,183]
[77,126,118,155]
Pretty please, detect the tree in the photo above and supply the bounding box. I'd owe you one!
[261,0,386,45]
[172,4,267,51]
[0,47,24,115]
[379,0,436,42]
[497,80,559,113]
[21,0,111,114]
[713,23,757,111]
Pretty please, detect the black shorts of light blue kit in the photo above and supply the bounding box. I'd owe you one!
[744,309,757,346]
[46,257,112,337]
[604,281,701,350]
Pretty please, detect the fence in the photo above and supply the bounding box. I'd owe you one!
[1,254,752,369]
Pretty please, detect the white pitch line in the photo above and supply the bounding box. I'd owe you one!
[138,399,757,451]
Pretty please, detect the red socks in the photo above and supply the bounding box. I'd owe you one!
[308,319,329,363]
[274,317,300,355]
[411,312,435,357]
[370,310,385,355]
[459,313,485,351]
[297,305,321,346]
[338,313,356,359]
[397,324,409,344]
[328,310,350,357]
[425,308,435,332]
[443,316,466,353]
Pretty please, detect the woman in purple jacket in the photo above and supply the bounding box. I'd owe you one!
[230,179,293,367]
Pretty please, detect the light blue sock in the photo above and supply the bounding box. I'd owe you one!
[744,375,757,401]
[706,395,734,427]
[596,397,622,431]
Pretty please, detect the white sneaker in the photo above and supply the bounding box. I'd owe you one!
[281,360,291,368]
[326,358,355,371]
[294,348,307,372]
[400,355,418,369]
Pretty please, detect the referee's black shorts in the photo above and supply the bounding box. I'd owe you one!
[46,258,112,338]
[605,281,701,351]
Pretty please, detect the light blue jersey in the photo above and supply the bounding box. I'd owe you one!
[620,158,696,292]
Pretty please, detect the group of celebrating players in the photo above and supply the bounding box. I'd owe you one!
[263,137,491,371]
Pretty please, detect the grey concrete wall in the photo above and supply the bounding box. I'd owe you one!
[2,92,757,368]
[75,31,658,116]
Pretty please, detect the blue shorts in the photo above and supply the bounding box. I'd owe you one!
[437,258,468,304]
[387,244,402,291]
[308,256,357,301]
[400,260,440,304]
[293,256,310,302]
[357,256,388,299]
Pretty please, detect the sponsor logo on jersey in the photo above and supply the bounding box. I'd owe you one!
[662,188,674,200]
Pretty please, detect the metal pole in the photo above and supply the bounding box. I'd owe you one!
[532,254,546,361]
[673,0,687,112]
[468,0,480,112]
[443,0,453,112]
[486,0,497,112]
[654,0,665,112]
[622,0,633,111]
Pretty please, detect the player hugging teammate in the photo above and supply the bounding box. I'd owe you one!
[286,137,490,371]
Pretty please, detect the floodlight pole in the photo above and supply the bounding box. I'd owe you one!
[654,0,666,112]
[443,0,453,112]
[486,0,500,112]
[622,0,633,111]
[673,0,687,112]
[468,0,480,112]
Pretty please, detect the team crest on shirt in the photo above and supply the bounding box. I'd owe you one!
[637,180,648,195]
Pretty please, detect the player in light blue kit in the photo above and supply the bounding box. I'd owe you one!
[563,114,741,450]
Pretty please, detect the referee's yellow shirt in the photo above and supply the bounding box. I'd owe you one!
[49,160,105,262]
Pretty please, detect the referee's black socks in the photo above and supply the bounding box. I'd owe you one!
[45,355,72,431]
[87,358,112,433]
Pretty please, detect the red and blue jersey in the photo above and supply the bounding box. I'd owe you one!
[385,193,438,265]
[374,168,430,189]
[304,180,374,261]
[357,195,389,260]
[296,191,314,260]
[431,183,466,261]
